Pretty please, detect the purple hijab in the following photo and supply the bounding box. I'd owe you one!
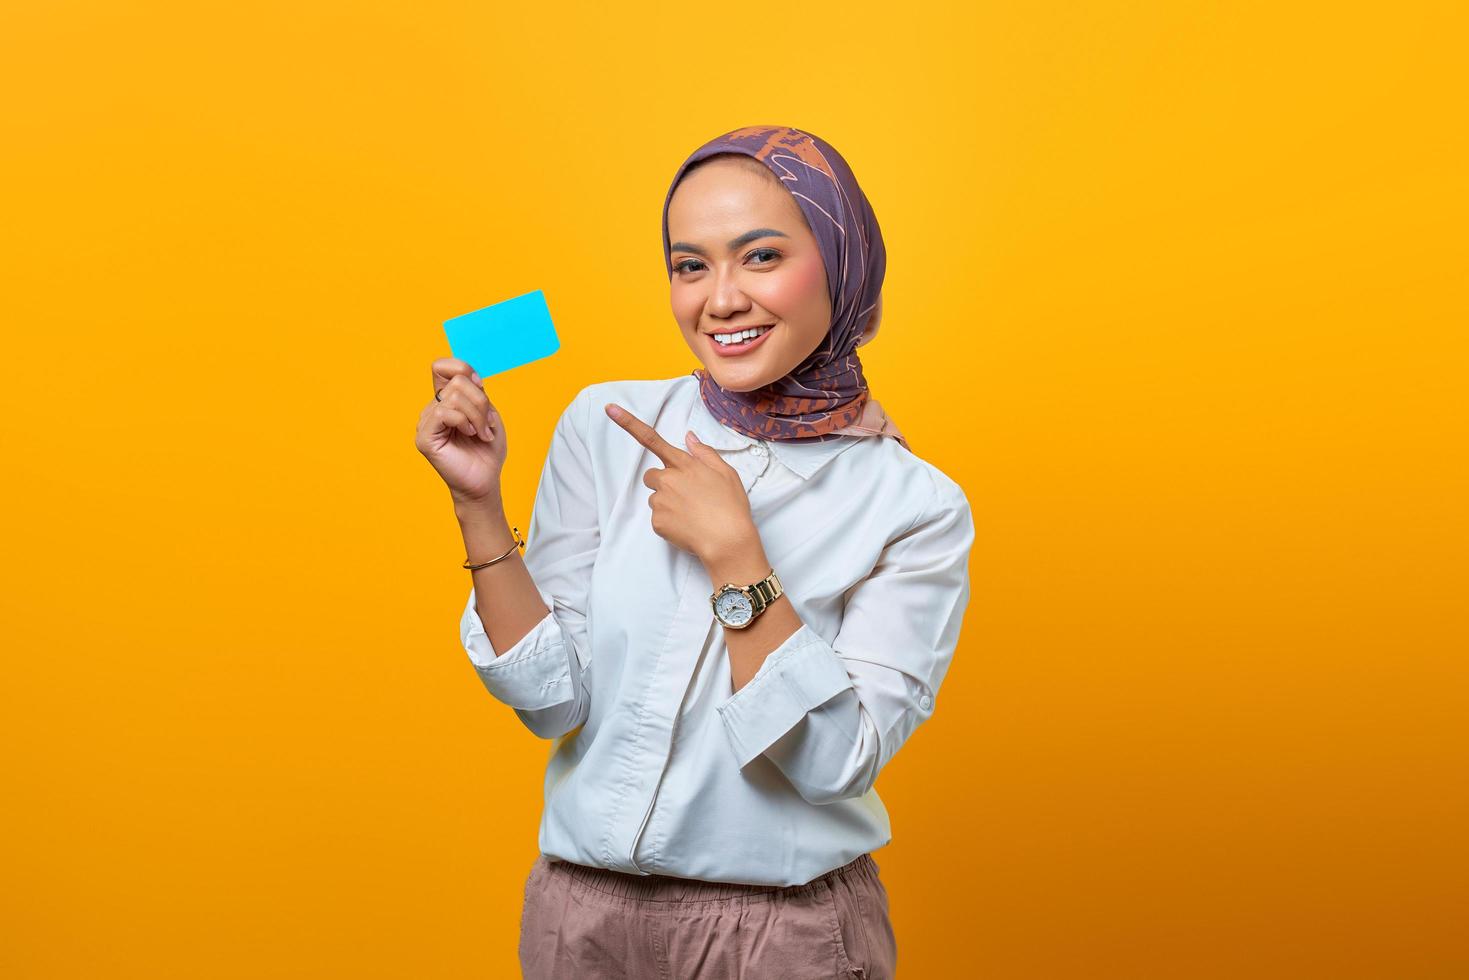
[661,125,909,452]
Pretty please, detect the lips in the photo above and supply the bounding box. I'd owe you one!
[707,325,775,357]
[707,324,774,336]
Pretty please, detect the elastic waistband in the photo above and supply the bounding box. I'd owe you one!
[547,852,879,905]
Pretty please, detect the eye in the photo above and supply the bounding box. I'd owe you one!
[671,248,781,276]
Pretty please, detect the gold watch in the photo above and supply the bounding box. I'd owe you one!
[710,568,783,629]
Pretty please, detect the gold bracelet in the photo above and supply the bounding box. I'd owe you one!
[463,525,526,570]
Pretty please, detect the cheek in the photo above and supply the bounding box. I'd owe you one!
[670,284,701,328]
[762,258,827,316]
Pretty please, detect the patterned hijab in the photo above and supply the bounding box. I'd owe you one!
[661,125,910,453]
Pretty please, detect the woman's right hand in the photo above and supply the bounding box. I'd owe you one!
[415,357,507,505]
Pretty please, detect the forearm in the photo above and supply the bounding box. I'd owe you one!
[454,493,551,657]
[707,535,875,802]
[703,533,804,693]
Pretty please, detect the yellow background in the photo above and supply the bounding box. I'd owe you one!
[3,1,1465,976]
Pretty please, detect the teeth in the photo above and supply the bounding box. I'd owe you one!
[715,326,771,345]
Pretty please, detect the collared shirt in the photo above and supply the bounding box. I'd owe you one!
[459,373,974,886]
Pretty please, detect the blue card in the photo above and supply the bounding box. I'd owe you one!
[443,289,560,378]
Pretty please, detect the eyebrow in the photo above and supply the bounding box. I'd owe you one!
[668,228,790,258]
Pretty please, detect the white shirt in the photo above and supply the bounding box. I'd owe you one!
[459,373,974,886]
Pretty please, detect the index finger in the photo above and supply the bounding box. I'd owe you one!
[605,403,690,467]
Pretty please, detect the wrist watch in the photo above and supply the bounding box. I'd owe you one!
[710,569,784,629]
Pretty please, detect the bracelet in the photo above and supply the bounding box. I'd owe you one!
[463,525,526,570]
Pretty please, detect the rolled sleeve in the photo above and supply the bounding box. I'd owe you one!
[461,589,573,710]
[715,625,856,770]
[715,471,975,805]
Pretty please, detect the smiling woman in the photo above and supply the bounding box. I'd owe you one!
[421,125,974,980]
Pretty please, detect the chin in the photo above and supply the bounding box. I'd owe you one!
[703,368,781,393]
[689,332,790,392]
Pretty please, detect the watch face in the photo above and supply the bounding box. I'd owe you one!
[714,588,754,626]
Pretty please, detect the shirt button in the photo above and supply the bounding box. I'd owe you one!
[751,443,767,456]
[919,695,932,710]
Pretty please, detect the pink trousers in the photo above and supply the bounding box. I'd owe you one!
[518,851,898,979]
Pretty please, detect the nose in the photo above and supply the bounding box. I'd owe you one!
[705,266,753,320]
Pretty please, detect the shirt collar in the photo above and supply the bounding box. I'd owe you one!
[686,379,863,481]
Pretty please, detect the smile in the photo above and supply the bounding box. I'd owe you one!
[707,325,775,357]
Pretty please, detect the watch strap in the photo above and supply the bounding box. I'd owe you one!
[747,569,783,614]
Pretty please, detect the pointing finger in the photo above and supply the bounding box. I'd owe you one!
[605,403,689,467]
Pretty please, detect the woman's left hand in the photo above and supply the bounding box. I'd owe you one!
[605,402,756,564]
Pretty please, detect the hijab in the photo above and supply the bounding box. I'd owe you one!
[661,125,910,453]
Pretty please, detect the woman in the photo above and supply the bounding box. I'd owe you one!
[415,125,974,979]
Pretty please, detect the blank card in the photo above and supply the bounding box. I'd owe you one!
[442,289,560,378]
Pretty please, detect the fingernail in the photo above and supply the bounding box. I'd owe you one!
[606,404,621,419]
[470,372,481,385]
